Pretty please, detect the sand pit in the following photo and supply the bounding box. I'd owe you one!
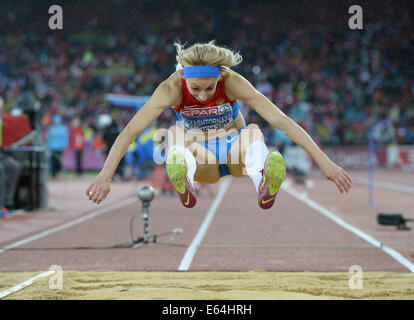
[1,271,414,300]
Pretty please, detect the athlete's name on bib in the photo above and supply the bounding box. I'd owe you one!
[181,103,232,117]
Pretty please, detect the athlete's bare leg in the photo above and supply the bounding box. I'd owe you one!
[226,123,264,177]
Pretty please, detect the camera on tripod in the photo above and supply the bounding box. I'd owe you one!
[130,185,183,248]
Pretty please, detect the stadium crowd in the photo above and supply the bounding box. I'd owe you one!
[0,0,413,159]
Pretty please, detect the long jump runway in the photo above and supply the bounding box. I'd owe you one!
[0,171,414,299]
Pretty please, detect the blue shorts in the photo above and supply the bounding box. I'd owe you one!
[197,125,246,177]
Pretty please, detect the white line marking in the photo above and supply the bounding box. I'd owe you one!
[0,197,137,254]
[178,177,232,271]
[0,270,56,299]
[281,182,414,272]
[354,177,414,194]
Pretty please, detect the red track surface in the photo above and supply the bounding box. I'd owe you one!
[0,169,413,272]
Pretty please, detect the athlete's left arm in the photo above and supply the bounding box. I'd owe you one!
[226,73,352,194]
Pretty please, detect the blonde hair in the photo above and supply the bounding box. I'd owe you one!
[174,40,242,70]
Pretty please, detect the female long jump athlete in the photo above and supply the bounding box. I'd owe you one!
[86,41,352,209]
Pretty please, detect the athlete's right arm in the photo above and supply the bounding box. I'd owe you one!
[86,77,180,204]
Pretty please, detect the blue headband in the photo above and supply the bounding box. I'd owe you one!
[183,66,220,78]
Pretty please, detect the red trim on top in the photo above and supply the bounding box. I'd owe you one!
[173,68,235,112]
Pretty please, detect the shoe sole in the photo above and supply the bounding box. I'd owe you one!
[166,149,188,194]
[263,151,286,196]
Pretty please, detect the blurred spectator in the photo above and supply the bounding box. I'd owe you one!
[83,124,95,148]
[69,117,86,176]
[0,96,22,215]
[91,131,107,152]
[45,115,69,179]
